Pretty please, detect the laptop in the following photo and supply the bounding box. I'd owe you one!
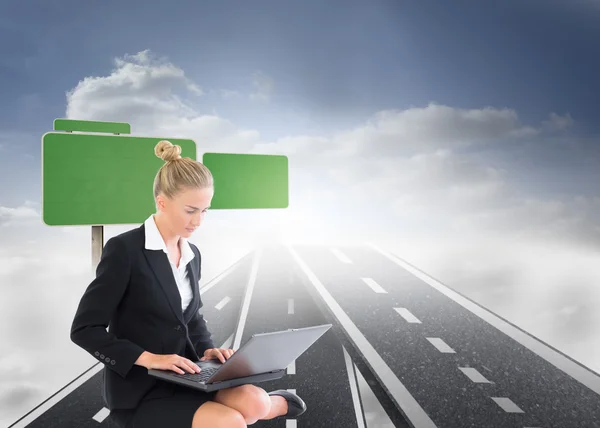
[148,324,332,392]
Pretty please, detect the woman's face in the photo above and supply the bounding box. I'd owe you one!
[157,186,213,238]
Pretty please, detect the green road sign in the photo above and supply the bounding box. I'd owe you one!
[42,121,290,226]
[42,132,196,226]
[203,152,288,209]
[54,119,131,134]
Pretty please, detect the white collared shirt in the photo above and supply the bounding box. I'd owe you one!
[144,214,195,312]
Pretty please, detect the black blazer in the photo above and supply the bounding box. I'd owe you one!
[70,223,215,410]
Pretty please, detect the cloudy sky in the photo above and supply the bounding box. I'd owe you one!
[1,0,600,425]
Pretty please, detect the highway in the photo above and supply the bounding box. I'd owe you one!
[9,242,600,428]
[289,243,600,428]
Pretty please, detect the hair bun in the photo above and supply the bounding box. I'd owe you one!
[155,140,182,162]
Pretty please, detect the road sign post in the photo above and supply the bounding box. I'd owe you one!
[91,225,104,270]
[48,120,133,270]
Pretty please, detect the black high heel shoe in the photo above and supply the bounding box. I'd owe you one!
[268,389,307,417]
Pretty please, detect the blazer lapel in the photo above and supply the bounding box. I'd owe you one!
[183,257,202,361]
[183,259,199,324]
[143,249,185,324]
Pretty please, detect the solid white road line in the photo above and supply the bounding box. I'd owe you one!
[92,407,110,423]
[286,296,296,374]
[394,308,422,323]
[287,245,438,428]
[426,337,456,354]
[331,248,352,263]
[490,397,524,413]
[458,367,491,383]
[215,296,231,310]
[232,248,262,351]
[366,242,600,396]
[343,346,367,428]
[286,420,297,428]
[361,277,387,294]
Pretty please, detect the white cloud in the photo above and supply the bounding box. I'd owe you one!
[0,381,47,414]
[65,51,264,155]
[0,204,101,426]
[208,73,273,102]
[0,200,39,227]
[65,49,201,130]
[249,70,274,102]
[323,103,540,158]
[543,112,574,131]
[202,71,276,102]
[219,89,242,99]
[252,104,566,164]
[61,48,599,250]
[451,195,600,246]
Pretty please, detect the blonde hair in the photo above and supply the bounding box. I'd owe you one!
[153,140,213,202]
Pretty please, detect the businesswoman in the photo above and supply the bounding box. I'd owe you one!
[70,140,306,427]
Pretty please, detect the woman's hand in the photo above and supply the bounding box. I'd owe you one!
[136,351,201,374]
[200,348,235,363]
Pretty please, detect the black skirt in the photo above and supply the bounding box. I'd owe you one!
[107,383,217,428]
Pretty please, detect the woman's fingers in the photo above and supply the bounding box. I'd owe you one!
[150,354,201,374]
[171,364,185,374]
[179,358,201,373]
[206,348,226,363]
[201,348,235,363]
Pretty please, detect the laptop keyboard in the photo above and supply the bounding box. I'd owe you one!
[171,367,219,383]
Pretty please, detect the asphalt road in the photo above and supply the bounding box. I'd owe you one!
[231,244,369,428]
[12,241,597,428]
[288,243,600,428]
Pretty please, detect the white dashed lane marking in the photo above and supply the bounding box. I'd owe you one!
[92,407,110,423]
[491,397,525,413]
[361,277,387,294]
[458,367,492,383]
[394,307,421,323]
[331,248,352,264]
[426,337,456,354]
[215,296,231,310]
